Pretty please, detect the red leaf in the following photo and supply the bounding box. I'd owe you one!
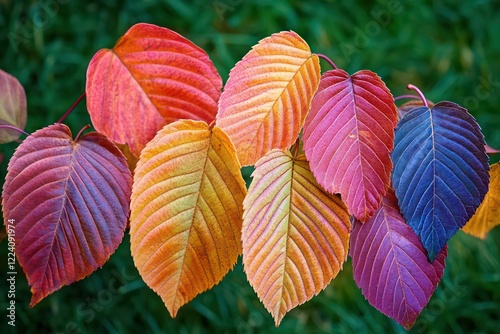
[86,23,222,156]
[303,70,397,221]
[2,123,132,306]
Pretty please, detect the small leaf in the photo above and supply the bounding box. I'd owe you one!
[303,69,398,222]
[86,23,222,156]
[0,69,27,143]
[216,31,321,166]
[392,101,489,261]
[242,149,350,325]
[130,120,246,317]
[350,189,446,330]
[2,123,132,306]
[462,163,500,238]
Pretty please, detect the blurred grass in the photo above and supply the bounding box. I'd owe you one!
[1,0,500,333]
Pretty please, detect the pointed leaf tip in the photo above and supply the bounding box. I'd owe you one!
[130,120,246,317]
[242,149,350,325]
[350,189,447,330]
[2,123,132,306]
[392,101,489,261]
[303,69,398,222]
[216,31,321,166]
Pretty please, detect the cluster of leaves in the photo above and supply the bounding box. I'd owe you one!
[1,23,499,330]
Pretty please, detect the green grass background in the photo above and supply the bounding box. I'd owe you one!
[1,0,500,333]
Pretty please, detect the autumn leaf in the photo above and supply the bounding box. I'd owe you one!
[392,101,489,261]
[2,123,132,306]
[0,69,27,143]
[130,120,246,317]
[462,162,500,238]
[86,23,222,156]
[303,69,398,222]
[350,189,446,330]
[216,31,321,166]
[242,149,350,325]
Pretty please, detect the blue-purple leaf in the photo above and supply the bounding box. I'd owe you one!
[391,101,489,261]
[350,189,447,330]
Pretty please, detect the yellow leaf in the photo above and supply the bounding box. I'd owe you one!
[242,149,351,325]
[216,31,321,166]
[130,120,246,317]
[462,163,500,239]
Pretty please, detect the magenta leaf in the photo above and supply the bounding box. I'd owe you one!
[2,123,132,306]
[350,189,447,330]
[303,69,398,222]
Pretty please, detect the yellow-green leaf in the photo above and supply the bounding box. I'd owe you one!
[242,149,350,325]
[462,163,500,239]
[216,31,321,166]
[130,120,246,317]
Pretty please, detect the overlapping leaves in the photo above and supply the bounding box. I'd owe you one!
[392,101,489,261]
[86,23,222,156]
[130,120,246,317]
[2,24,496,330]
[242,149,350,325]
[2,123,132,306]
[216,31,321,166]
[350,189,447,329]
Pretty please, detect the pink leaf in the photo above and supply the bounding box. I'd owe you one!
[303,69,398,221]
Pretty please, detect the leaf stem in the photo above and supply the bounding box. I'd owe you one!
[394,94,420,101]
[0,125,30,137]
[406,84,428,108]
[316,53,338,70]
[57,92,86,123]
[75,124,91,141]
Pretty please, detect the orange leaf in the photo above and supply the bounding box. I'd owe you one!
[462,163,500,239]
[216,31,321,166]
[242,149,350,325]
[86,23,222,156]
[130,120,246,317]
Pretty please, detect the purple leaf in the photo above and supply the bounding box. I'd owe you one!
[350,189,447,330]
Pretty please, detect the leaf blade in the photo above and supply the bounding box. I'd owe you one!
[392,101,489,260]
[0,69,27,143]
[86,23,222,156]
[303,69,398,221]
[130,120,246,317]
[350,189,446,330]
[462,162,500,238]
[242,149,350,325]
[216,31,321,166]
[2,123,132,306]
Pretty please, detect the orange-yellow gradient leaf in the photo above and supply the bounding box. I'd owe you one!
[462,163,500,239]
[242,149,350,325]
[86,23,222,156]
[216,31,321,166]
[130,120,246,317]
